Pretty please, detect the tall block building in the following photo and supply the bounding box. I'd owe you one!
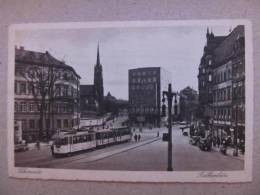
[128,67,171,127]
[198,25,245,142]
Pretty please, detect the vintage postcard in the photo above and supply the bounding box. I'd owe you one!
[7,20,253,182]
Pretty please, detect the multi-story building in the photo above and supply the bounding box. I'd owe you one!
[128,67,171,127]
[198,28,226,122]
[179,86,198,123]
[14,46,80,143]
[198,26,245,143]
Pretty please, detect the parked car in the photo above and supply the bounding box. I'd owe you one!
[199,137,212,151]
[189,136,200,146]
[15,141,29,152]
[182,128,189,136]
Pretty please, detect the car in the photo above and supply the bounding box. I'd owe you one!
[15,143,29,152]
[182,128,189,136]
[189,136,200,146]
[199,137,211,151]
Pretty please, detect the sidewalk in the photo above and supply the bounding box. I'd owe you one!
[76,137,161,164]
[211,146,244,161]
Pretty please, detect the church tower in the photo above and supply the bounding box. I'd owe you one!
[94,43,104,114]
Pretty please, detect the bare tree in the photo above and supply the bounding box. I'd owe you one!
[23,64,62,146]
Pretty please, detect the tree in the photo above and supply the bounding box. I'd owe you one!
[23,64,62,145]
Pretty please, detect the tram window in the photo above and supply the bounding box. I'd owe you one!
[96,133,101,139]
[61,138,68,145]
[79,136,84,143]
[73,137,77,144]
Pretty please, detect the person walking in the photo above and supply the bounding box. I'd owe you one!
[138,134,141,141]
[134,134,138,142]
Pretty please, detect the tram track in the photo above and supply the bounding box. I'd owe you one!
[34,137,161,168]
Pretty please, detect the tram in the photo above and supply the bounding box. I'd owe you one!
[51,127,132,157]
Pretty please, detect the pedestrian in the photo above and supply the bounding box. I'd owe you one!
[134,134,138,142]
[157,131,159,137]
[217,137,220,148]
[138,134,141,141]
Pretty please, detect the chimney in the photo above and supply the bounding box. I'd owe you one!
[20,46,24,50]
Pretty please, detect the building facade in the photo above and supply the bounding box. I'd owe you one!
[128,67,171,127]
[80,45,104,117]
[14,46,80,143]
[179,86,198,123]
[198,26,245,143]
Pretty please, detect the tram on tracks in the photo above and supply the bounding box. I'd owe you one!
[51,127,132,157]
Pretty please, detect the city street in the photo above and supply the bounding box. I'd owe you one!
[15,125,244,171]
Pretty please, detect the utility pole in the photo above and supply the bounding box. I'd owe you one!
[162,84,178,171]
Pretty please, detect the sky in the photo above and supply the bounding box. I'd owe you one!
[15,24,233,100]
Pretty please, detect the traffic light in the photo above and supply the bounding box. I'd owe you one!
[161,104,166,117]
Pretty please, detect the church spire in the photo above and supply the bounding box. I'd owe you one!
[96,43,100,66]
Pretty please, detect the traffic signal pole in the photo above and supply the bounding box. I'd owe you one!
[162,84,177,171]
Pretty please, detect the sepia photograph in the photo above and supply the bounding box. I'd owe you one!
[7,20,253,182]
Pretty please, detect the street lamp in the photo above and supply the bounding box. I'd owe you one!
[162,84,178,171]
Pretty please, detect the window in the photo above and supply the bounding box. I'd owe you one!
[20,83,26,94]
[64,119,68,128]
[28,83,33,94]
[57,119,61,129]
[202,68,205,74]
[56,85,61,96]
[208,59,212,65]
[21,119,27,130]
[14,82,18,94]
[15,102,18,112]
[29,119,35,129]
[71,119,74,127]
[29,103,34,112]
[46,119,50,129]
[227,88,231,100]
[21,102,27,112]
[223,90,226,101]
[208,74,212,82]
[63,85,68,96]
[202,81,205,87]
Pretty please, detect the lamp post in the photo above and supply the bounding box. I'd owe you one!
[162,84,178,171]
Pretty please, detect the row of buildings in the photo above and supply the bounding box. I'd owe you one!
[198,25,245,143]
[14,46,104,143]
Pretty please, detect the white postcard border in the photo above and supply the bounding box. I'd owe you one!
[7,19,253,183]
